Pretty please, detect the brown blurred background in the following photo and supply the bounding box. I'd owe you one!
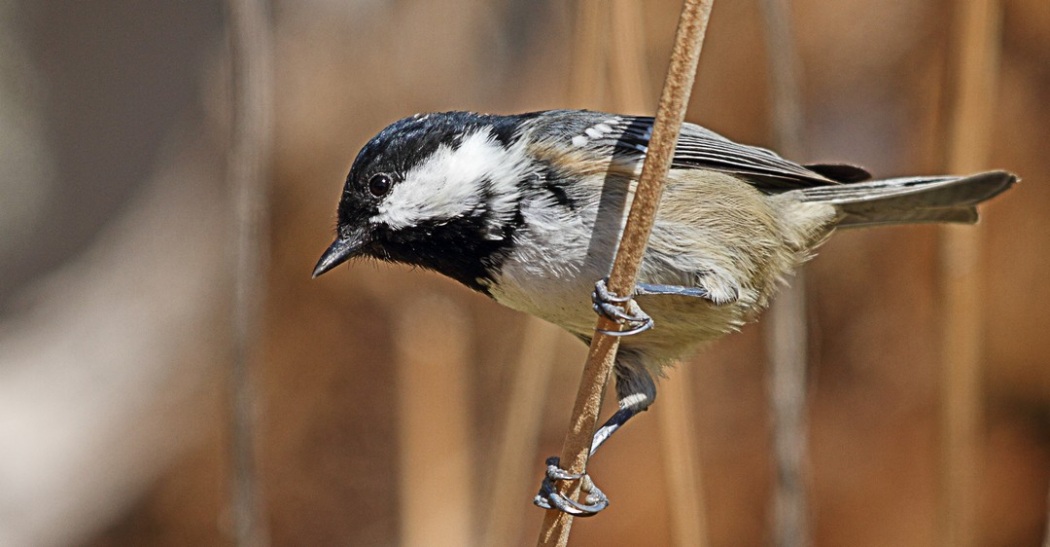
[1,0,1048,545]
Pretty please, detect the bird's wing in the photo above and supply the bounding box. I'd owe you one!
[556,113,870,192]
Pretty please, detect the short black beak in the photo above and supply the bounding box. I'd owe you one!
[312,233,365,278]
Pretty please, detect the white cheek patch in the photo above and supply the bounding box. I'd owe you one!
[375,128,528,240]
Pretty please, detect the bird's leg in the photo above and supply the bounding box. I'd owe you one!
[534,360,655,516]
[636,277,739,306]
[633,283,712,299]
[592,276,737,336]
[592,278,654,336]
[532,456,609,516]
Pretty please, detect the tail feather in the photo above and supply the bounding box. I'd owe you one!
[794,170,1017,228]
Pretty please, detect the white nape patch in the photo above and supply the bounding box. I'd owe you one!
[376,128,529,239]
[571,135,589,147]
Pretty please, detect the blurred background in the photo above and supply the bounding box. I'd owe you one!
[0,0,1047,545]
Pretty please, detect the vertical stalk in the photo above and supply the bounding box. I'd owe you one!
[481,319,563,546]
[611,1,710,545]
[758,1,811,545]
[225,0,273,545]
[657,374,709,547]
[939,0,1001,545]
[396,297,475,546]
[608,0,652,114]
[568,1,609,110]
[536,1,715,545]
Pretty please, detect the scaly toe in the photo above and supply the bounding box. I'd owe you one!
[591,280,656,335]
[532,457,610,516]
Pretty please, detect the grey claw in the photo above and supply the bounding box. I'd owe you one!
[533,456,610,516]
[591,278,655,336]
[592,278,632,303]
[546,458,583,481]
[593,301,636,323]
[596,315,654,336]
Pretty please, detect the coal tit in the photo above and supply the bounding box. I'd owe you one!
[313,110,1016,515]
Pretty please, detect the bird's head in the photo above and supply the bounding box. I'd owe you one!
[313,111,533,293]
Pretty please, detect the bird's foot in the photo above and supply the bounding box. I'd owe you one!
[592,278,654,336]
[533,456,609,517]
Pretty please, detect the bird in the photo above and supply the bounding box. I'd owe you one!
[312,109,1016,516]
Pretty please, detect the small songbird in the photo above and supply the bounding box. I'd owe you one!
[313,110,1015,515]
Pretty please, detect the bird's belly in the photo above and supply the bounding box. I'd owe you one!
[487,258,749,363]
[486,261,599,337]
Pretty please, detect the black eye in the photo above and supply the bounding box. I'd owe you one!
[367,173,392,197]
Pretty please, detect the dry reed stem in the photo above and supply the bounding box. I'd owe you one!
[479,3,613,543]
[396,296,475,547]
[765,279,810,547]
[481,319,564,546]
[939,0,1001,546]
[225,0,273,545]
[608,0,652,114]
[536,1,715,545]
[569,1,608,110]
[610,1,710,545]
[1044,486,1050,547]
[657,373,709,547]
[758,1,811,545]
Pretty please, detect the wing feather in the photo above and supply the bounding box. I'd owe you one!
[541,112,870,193]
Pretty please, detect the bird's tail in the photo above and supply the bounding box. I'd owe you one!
[793,170,1017,228]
